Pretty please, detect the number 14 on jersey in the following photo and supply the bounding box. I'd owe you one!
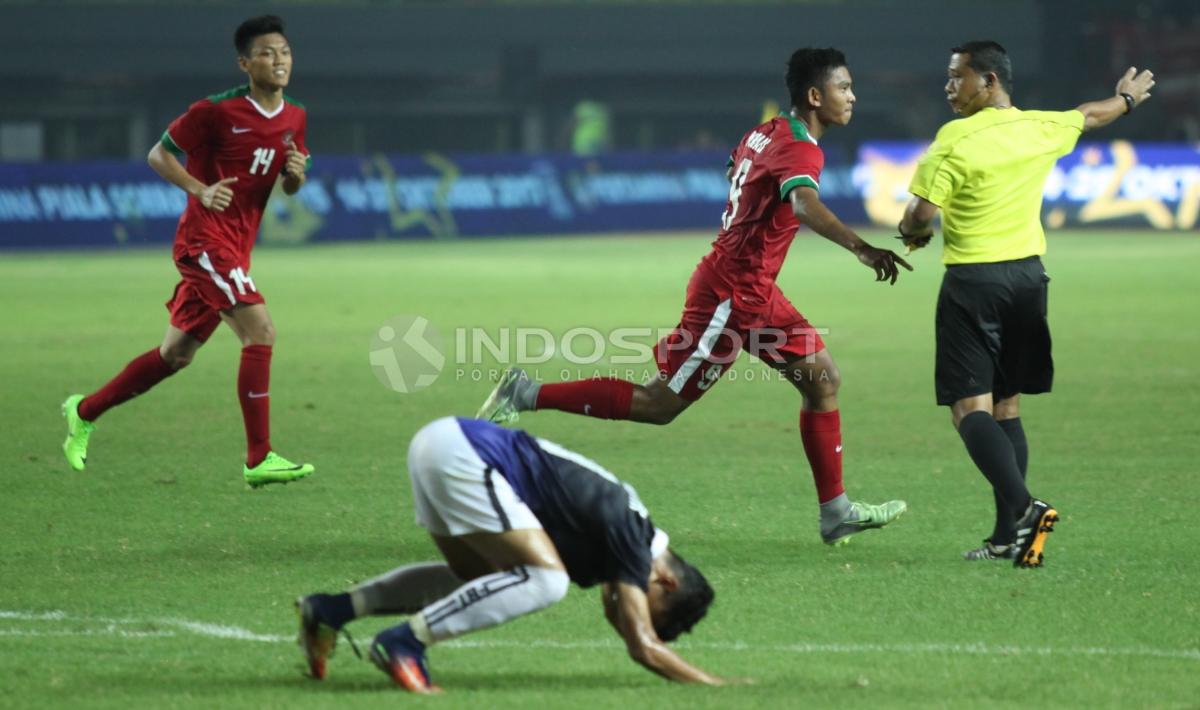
[250,147,276,176]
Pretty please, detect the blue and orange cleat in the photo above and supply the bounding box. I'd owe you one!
[369,623,439,694]
[295,594,345,680]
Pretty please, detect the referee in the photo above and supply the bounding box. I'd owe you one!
[898,40,1155,568]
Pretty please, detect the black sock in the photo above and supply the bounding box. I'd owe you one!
[322,592,357,629]
[958,411,1031,529]
[998,417,1028,477]
[990,417,1029,544]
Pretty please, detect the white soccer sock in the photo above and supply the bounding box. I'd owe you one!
[349,562,464,617]
[411,565,569,645]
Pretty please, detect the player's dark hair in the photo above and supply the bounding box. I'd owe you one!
[951,40,1012,93]
[654,550,715,642]
[235,15,287,57]
[786,47,848,109]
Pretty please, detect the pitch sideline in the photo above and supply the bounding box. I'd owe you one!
[2,609,1197,662]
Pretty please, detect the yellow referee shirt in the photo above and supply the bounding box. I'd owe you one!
[909,107,1084,265]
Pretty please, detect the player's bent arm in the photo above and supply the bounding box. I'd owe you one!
[1076,67,1156,132]
[789,186,871,254]
[281,149,309,195]
[147,143,207,197]
[281,173,305,195]
[606,582,724,685]
[791,186,911,282]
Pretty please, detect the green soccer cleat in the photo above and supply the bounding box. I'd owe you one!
[475,366,530,425]
[61,394,95,471]
[821,499,907,545]
[243,452,314,489]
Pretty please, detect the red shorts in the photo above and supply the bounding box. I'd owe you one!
[654,267,825,401]
[165,247,264,343]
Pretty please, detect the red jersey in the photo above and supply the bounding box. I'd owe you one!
[700,114,823,312]
[162,86,309,261]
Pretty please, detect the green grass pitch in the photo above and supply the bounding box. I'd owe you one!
[2,230,1198,708]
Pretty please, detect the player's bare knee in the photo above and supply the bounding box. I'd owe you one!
[247,323,276,347]
[159,346,194,370]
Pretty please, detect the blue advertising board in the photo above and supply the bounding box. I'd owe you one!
[0,141,1195,250]
[855,140,1200,231]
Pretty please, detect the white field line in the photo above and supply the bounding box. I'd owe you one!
[2,610,1197,662]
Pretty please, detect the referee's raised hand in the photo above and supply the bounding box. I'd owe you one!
[854,243,913,284]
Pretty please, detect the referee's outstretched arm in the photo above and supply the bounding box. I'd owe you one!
[1076,67,1155,132]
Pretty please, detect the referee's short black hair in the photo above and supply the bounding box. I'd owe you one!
[235,15,287,57]
[786,47,848,109]
[952,40,1012,93]
[654,550,715,642]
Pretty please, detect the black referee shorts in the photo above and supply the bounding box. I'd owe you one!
[935,256,1053,406]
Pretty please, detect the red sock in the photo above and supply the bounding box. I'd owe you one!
[239,345,272,467]
[78,348,176,422]
[535,378,634,420]
[800,409,845,503]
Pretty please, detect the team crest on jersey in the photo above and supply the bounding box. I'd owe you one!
[282,130,294,147]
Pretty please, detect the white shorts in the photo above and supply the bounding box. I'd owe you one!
[407,417,541,537]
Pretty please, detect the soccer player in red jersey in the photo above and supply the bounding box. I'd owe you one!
[61,15,314,488]
[480,48,911,544]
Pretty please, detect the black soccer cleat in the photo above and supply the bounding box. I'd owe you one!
[963,538,1019,561]
[1012,499,1059,569]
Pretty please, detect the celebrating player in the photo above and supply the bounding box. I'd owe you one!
[897,41,1155,566]
[479,48,910,545]
[61,15,314,487]
[296,417,728,691]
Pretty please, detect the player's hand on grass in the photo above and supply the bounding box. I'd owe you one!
[1115,67,1155,108]
[855,243,913,284]
[198,176,237,212]
[284,148,308,178]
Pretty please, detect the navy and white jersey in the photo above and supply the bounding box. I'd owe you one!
[455,417,666,590]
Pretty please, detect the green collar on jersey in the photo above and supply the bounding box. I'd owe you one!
[780,113,817,144]
[206,85,305,109]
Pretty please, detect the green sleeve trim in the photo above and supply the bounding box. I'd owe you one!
[780,174,819,198]
[206,85,250,104]
[726,157,735,168]
[305,155,313,171]
[160,131,184,157]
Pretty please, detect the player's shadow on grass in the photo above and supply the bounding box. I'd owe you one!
[210,670,649,694]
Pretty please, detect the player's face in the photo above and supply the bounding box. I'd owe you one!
[818,66,856,127]
[945,53,985,116]
[239,33,292,91]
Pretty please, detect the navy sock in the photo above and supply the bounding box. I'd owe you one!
[959,411,1031,523]
[322,592,357,629]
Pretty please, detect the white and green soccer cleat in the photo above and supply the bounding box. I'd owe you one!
[244,451,314,489]
[475,367,530,424]
[61,394,95,471]
[822,499,907,545]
